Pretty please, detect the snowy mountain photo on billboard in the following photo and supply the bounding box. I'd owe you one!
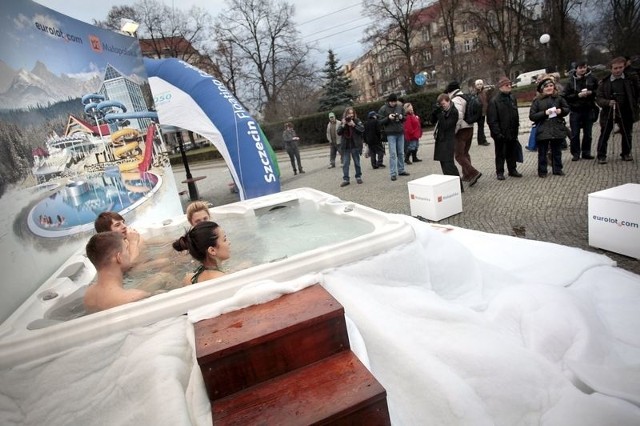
[0,60,102,110]
[0,1,147,111]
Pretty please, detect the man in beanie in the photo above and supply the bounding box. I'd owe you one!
[474,79,491,146]
[326,112,341,168]
[562,60,599,161]
[378,93,409,181]
[487,77,523,180]
[446,81,482,186]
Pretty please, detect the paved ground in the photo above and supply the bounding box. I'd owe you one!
[171,108,639,275]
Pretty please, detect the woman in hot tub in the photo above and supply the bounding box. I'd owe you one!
[172,221,230,284]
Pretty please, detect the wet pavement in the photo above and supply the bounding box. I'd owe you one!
[171,108,639,275]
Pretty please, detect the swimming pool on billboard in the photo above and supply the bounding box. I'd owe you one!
[27,170,161,238]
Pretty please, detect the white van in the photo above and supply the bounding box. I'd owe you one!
[513,69,547,87]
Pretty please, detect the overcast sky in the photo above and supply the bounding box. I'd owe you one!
[34,0,373,66]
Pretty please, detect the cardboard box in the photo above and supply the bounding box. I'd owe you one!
[408,174,462,221]
[588,183,640,259]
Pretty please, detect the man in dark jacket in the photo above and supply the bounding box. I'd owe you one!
[562,61,599,161]
[487,76,523,180]
[364,111,385,169]
[378,93,409,181]
[595,56,640,163]
[474,79,492,146]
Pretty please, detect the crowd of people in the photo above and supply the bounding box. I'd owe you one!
[305,56,638,187]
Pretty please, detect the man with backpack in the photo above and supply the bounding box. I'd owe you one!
[446,81,482,186]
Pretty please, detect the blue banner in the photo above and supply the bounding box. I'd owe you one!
[145,58,281,200]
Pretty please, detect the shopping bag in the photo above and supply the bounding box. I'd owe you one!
[526,125,537,151]
[515,141,524,163]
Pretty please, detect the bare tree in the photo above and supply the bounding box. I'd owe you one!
[98,0,221,78]
[467,0,539,79]
[436,0,467,83]
[215,0,314,122]
[93,6,140,31]
[212,38,247,99]
[279,73,323,118]
[542,0,584,73]
[362,0,423,94]
[597,0,640,57]
[135,0,219,72]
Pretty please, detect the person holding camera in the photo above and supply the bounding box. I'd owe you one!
[378,93,409,181]
[337,107,365,187]
[364,111,385,168]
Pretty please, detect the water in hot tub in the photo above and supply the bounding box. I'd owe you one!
[52,199,375,321]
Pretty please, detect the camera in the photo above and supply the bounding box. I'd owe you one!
[345,116,352,122]
[391,113,400,122]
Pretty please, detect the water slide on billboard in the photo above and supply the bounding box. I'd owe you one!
[144,58,281,200]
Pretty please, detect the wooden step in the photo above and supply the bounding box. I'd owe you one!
[195,284,350,400]
[212,350,391,426]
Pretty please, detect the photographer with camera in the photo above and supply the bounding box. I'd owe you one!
[378,93,409,181]
[595,56,640,164]
[337,107,365,187]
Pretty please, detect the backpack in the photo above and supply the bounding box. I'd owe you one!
[455,93,482,124]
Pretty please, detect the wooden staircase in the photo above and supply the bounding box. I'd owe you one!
[194,284,391,425]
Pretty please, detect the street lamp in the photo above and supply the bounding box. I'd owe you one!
[540,34,551,71]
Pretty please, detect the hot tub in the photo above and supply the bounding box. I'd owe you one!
[0,188,415,368]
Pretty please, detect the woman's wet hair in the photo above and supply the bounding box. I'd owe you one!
[172,221,220,262]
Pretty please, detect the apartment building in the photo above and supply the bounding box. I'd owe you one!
[347,0,534,102]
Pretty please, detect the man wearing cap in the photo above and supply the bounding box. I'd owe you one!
[378,93,409,181]
[326,112,341,168]
[446,81,482,186]
[562,61,599,161]
[474,79,491,146]
[487,77,523,180]
[364,111,385,169]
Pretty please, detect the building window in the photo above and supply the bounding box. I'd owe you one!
[442,44,450,57]
[423,28,431,42]
[464,40,472,52]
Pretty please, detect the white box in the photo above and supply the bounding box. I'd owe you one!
[408,174,462,221]
[588,183,640,259]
